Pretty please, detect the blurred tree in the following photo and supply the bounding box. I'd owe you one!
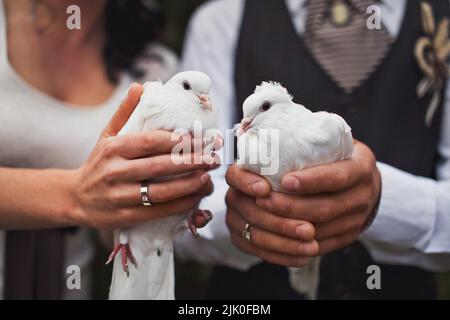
[156,0,207,54]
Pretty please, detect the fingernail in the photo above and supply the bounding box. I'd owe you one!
[296,224,310,239]
[200,173,210,184]
[303,244,316,255]
[282,176,300,192]
[252,182,267,196]
[128,83,137,95]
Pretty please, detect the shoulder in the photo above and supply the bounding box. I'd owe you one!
[187,0,245,39]
[181,0,245,70]
[133,43,178,83]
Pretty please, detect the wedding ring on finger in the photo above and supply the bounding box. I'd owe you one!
[242,223,253,243]
[140,182,152,207]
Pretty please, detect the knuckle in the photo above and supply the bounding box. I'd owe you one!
[270,196,289,214]
[225,189,236,206]
[336,169,349,186]
[102,165,123,183]
[142,134,159,150]
[360,159,375,181]
[279,198,292,213]
[225,166,237,185]
[102,139,119,158]
[149,161,165,177]
[355,191,372,213]
[225,165,233,184]
[316,204,330,222]
[107,189,123,206]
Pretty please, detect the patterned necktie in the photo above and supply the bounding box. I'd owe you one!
[304,0,393,93]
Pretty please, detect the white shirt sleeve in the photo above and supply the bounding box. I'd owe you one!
[361,80,450,272]
[174,0,260,270]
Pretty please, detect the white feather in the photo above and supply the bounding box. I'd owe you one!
[109,71,218,300]
[237,82,354,299]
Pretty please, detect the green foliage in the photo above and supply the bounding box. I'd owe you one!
[156,0,207,53]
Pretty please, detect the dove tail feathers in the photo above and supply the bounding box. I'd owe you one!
[288,257,321,300]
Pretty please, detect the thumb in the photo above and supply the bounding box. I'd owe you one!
[101,83,144,138]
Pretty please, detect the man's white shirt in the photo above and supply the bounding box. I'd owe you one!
[176,0,450,272]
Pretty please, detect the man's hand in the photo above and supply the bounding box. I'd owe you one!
[225,167,318,268]
[255,141,381,255]
[224,141,381,266]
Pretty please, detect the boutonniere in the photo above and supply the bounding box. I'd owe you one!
[415,2,450,127]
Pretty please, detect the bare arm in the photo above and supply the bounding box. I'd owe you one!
[0,168,76,229]
[0,84,217,231]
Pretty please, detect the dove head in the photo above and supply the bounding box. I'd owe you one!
[166,71,213,112]
[238,82,294,135]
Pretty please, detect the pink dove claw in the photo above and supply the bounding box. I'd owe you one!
[188,209,213,238]
[105,243,137,277]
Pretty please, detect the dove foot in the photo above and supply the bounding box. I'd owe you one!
[189,209,213,238]
[105,243,137,277]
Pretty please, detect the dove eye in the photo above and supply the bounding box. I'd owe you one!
[183,81,192,91]
[261,102,272,112]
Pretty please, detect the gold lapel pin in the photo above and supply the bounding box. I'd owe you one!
[330,0,352,27]
[415,2,450,127]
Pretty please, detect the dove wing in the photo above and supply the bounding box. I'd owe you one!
[118,81,164,135]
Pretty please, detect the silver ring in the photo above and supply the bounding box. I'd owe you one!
[140,182,152,207]
[241,223,253,243]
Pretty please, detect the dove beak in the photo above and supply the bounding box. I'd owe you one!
[240,117,252,133]
[198,94,212,112]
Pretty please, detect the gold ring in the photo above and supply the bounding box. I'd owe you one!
[241,223,253,243]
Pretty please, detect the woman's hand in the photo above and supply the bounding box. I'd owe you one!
[68,84,218,230]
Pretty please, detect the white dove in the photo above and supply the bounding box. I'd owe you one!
[236,82,354,299]
[107,71,219,300]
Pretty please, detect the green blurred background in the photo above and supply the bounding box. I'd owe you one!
[157,0,207,54]
[93,0,450,300]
